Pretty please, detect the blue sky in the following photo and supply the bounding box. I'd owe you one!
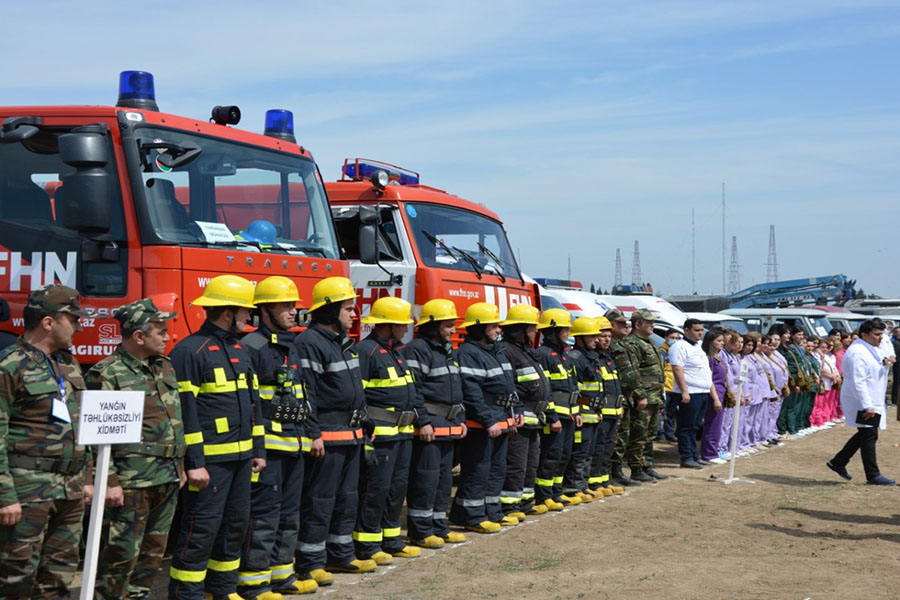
[5,1,899,297]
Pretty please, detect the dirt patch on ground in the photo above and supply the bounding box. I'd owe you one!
[80,409,900,599]
[324,410,900,600]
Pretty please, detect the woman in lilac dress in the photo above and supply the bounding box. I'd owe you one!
[718,331,743,459]
[700,329,726,463]
[737,335,760,455]
[760,333,789,445]
[751,335,779,446]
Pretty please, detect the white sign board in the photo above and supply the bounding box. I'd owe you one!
[194,221,236,244]
[77,390,145,445]
[738,360,750,383]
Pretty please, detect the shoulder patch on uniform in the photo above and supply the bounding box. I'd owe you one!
[241,331,268,351]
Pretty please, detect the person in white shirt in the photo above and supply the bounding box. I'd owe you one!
[827,319,895,485]
[669,319,719,468]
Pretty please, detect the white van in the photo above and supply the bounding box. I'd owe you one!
[720,308,833,338]
[539,284,687,334]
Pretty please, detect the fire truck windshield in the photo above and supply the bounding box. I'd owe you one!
[132,126,340,259]
[406,202,520,280]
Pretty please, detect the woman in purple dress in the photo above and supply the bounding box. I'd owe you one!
[700,329,727,463]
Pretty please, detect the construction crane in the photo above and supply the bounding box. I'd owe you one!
[727,274,857,308]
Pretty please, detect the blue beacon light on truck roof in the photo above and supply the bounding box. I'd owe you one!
[341,158,420,186]
[264,109,297,143]
[116,70,159,111]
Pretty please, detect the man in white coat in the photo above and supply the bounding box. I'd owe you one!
[826,319,895,485]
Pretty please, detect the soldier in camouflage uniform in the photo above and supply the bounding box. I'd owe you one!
[620,309,668,482]
[85,299,184,600]
[0,285,93,599]
[606,309,641,487]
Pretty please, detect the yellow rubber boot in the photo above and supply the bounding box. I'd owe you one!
[465,520,501,534]
[274,578,319,595]
[543,498,564,511]
[392,545,422,558]
[308,568,334,586]
[608,485,625,495]
[369,551,394,565]
[441,531,467,543]
[254,592,284,600]
[324,558,377,573]
[500,515,519,526]
[410,535,445,549]
[527,503,549,515]
[559,494,583,506]
[576,491,595,503]
[509,511,527,520]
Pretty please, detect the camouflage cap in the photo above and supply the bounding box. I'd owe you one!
[631,308,657,323]
[604,308,628,323]
[27,284,89,317]
[115,299,176,330]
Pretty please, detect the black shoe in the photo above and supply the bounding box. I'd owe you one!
[866,475,896,486]
[680,460,703,469]
[644,467,668,480]
[696,459,712,466]
[665,435,678,442]
[826,461,852,481]
[630,468,655,483]
[611,466,640,487]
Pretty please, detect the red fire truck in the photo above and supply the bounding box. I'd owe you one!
[327,159,539,341]
[0,71,347,362]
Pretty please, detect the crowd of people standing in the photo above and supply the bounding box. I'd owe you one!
[1,277,897,600]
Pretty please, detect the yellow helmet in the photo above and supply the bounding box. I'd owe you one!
[417,298,459,324]
[571,316,601,336]
[309,277,357,312]
[595,316,612,331]
[253,276,302,306]
[361,296,414,325]
[537,308,572,330]
[501,304,540,326]
[460,302,501,329]
[192,275,256,309]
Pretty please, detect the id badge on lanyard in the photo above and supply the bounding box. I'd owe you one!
[47,355,72,424]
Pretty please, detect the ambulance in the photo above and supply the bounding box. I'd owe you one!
[0,71,347,363]
[327,159,539,340]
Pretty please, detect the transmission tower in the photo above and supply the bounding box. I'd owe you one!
[614,248,623,288]
[766,225,779,283]
[728,236,741,295]
[632,241,642,285]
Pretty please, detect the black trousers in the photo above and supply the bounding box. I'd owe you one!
[449,428,508,526]
[406,438,456,539]
[831,426,881,481]
[169,459,251,600]
[535,416,574,502]
[501,428,540,514]
[238,451,304,597]
[295,444,360,573]
[590,417,619,488]
[355,438,412,557]
[565,421,597,493]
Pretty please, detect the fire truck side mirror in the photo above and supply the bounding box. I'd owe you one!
[58,129,111,234]
[359,223,377,265]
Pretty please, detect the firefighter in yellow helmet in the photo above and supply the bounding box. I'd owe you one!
[353,296,424,564]
[401,299,468,546]
[168,275,267,599]
[499,305,554,517]
[238,277,318,596]
[590,316,625,496]
[293,277,375,585]
[449,303,522,533]
[534,308,583,508]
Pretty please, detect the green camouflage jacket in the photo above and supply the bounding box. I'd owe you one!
[0,338,89,506]
[621,333,665,405]
[609,336,639,407]
[86,346,184,488]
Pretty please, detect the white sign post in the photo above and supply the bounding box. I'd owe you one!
[77,390,145,600]
[721,360,755,485]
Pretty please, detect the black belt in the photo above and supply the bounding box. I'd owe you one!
[523,400,549,415]
[366,406,416,427]
[551,390,579,407]
[114,442,186,459]
[7,454,85,475]
[424,401,464,420]
[578,395,604,411]
[487,393,518,408]
[318,409,365,427]
[602,394,625,410]
[261,400,311,424]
